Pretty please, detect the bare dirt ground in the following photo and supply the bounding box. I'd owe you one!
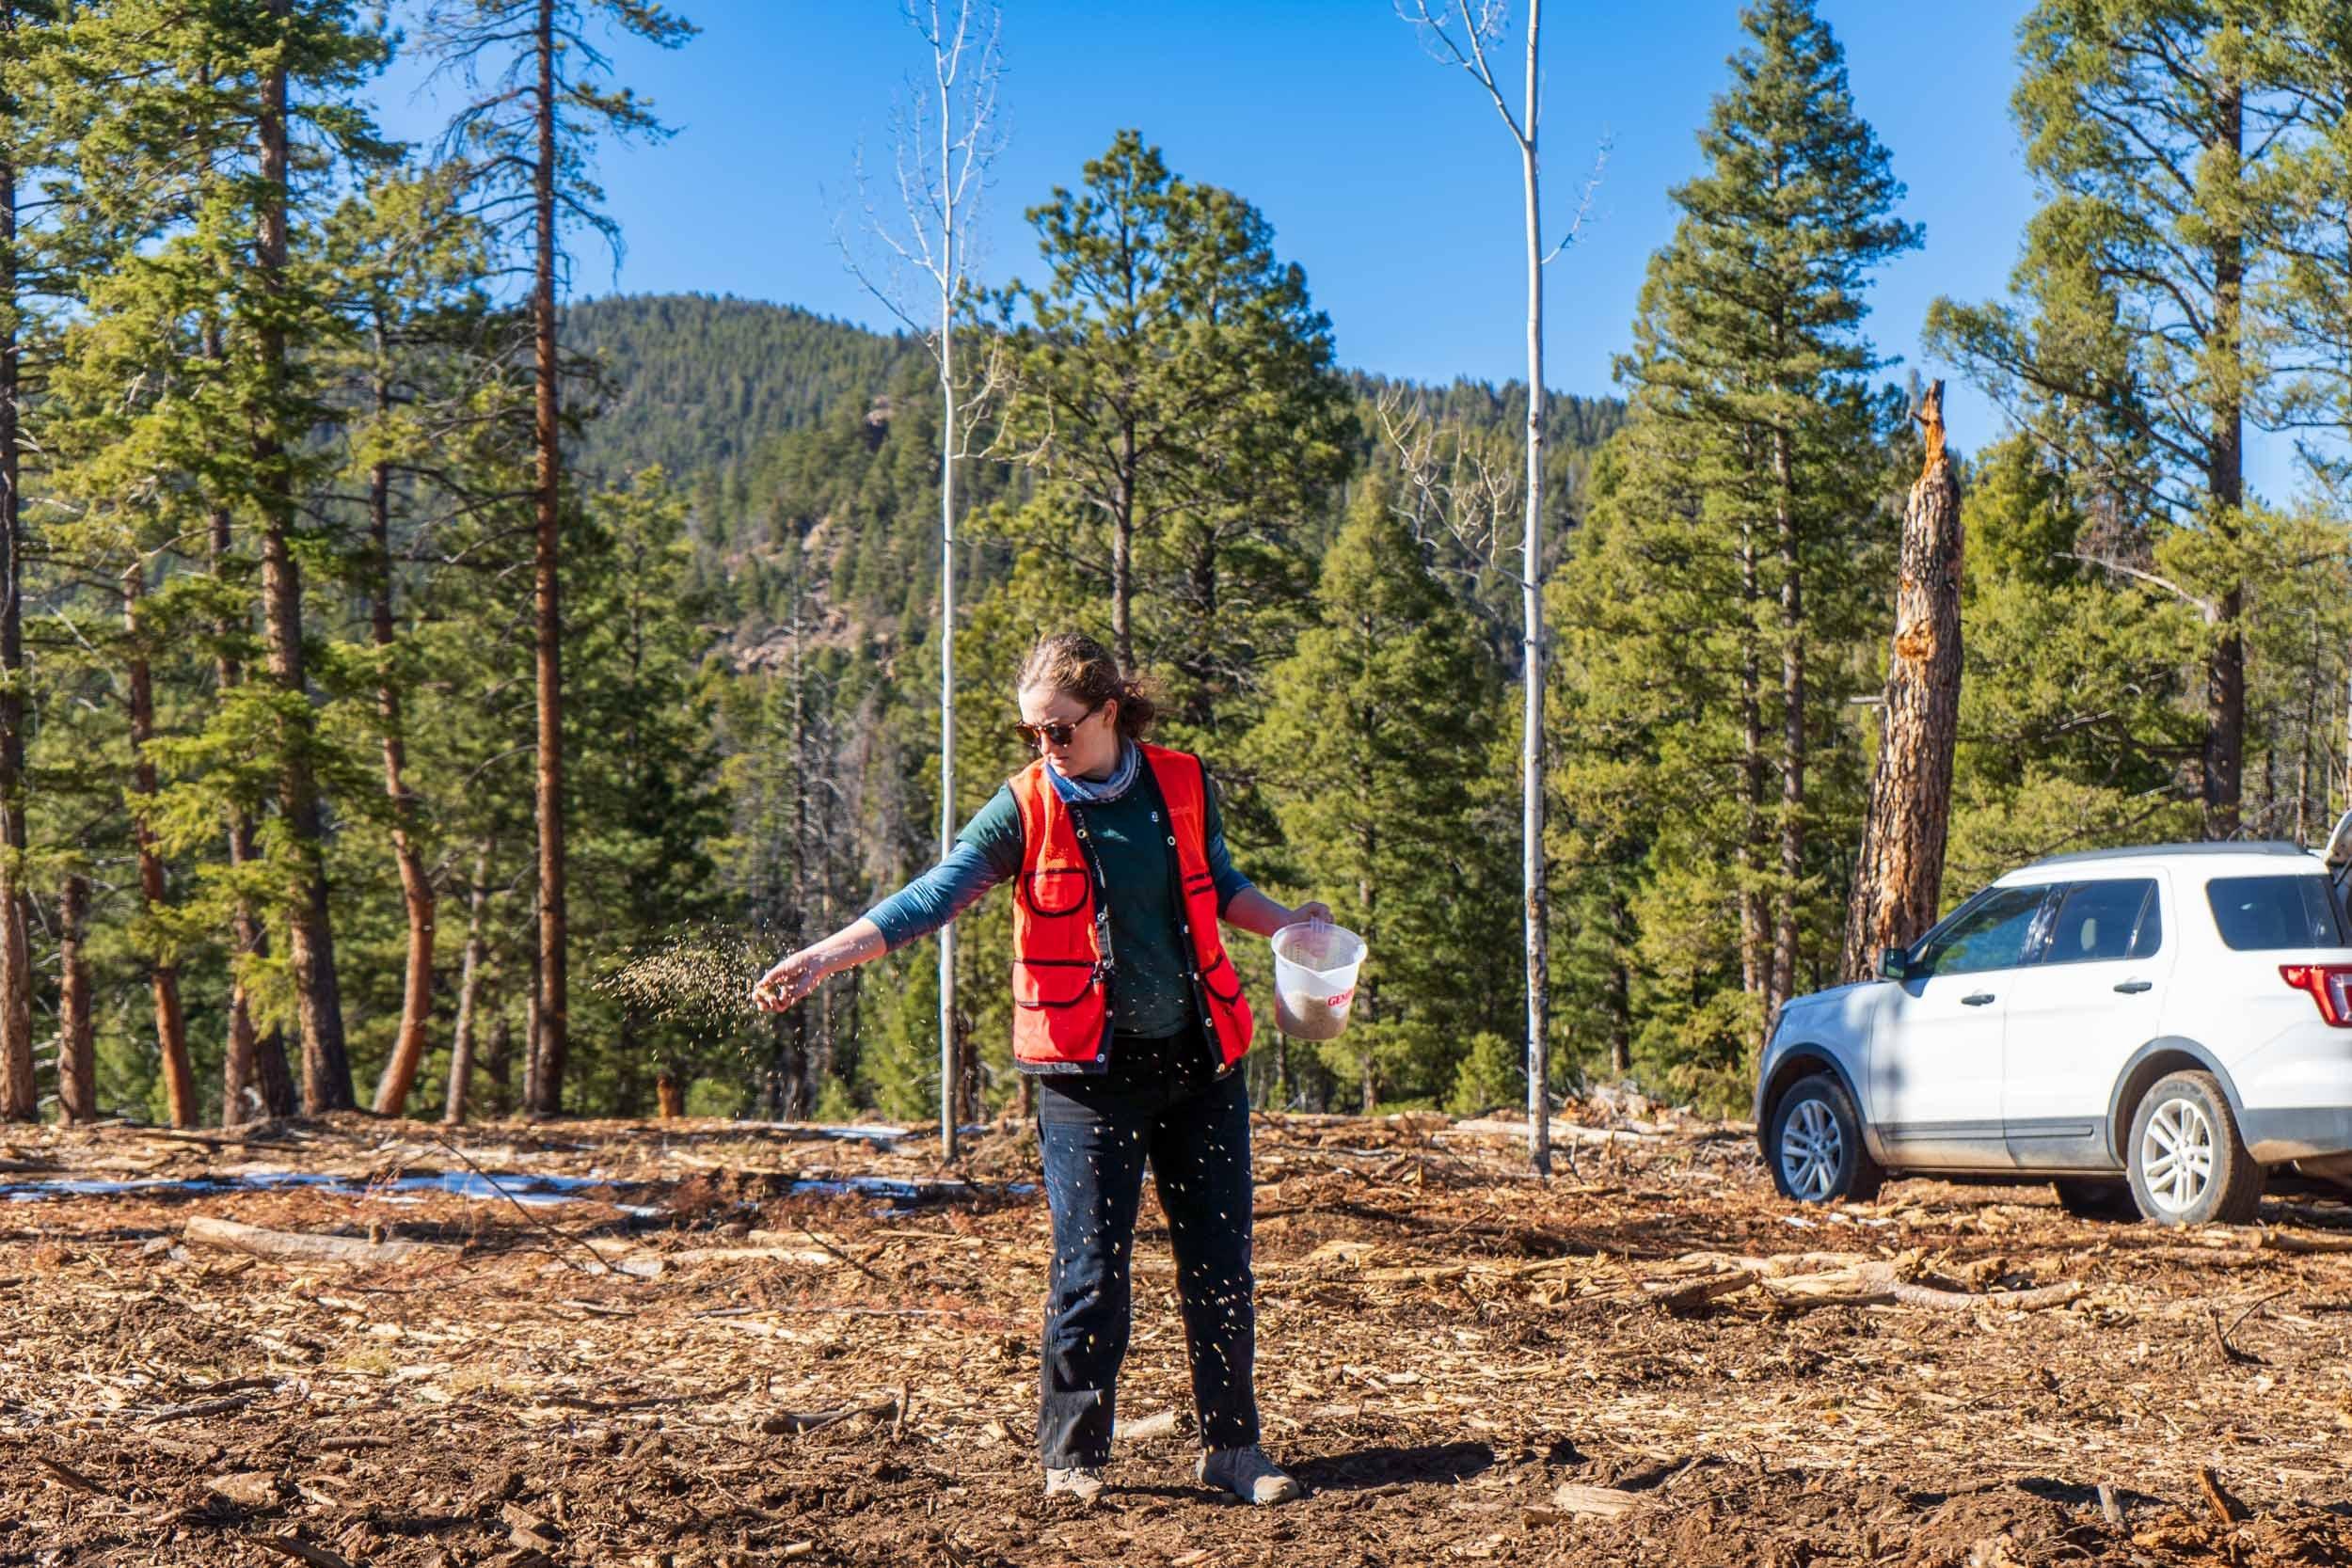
[4,1101,2351,1567]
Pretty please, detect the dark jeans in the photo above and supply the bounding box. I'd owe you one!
[1034,1034,1259,1468]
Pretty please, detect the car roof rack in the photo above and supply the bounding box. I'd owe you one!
[2024,840,2313,869]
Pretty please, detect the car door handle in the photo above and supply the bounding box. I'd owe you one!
[2113,979,2153,994]
[1962,992,1996,1006]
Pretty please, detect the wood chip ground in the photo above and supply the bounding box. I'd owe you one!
[4,1107,2350,1566]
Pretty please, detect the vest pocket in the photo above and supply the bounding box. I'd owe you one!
[1200,949,1244,1005]
[1018,865,1091,918]
[1012,958,1099,1010]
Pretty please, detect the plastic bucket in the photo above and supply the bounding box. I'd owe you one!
[1270,922,1366,1041]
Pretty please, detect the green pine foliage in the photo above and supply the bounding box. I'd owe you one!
[1549,0,1918,1109]
[1248,471,1516,1113]
[16,2,2352,1131]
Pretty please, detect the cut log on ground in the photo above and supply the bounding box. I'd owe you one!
[184,1215,440,1266]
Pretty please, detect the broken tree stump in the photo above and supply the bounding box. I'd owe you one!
[1841,379,1964,984]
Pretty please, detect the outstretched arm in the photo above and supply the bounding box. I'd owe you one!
[751,918,889,1012]
[752,785,1025,1014]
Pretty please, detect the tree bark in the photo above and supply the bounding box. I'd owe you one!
[210,488,294,1123]
[443,839,492,1123]
[1841,383,1964,982]
[937,109,960,1158]
[201,303,293,1123]
[257,11,351,1112]
[55,873,95,1122]
[123,562,197,1127]
[1737,508,1766,1024]
[2203,70,2246,840]
[0,70,32,1122]
[1770,417,1804,1029]
[1518,0,1551,1177]
[528,0,569,1117]
[366,367,437,1118]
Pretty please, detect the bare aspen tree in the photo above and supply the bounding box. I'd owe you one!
[1841,383,1963,982]
[1396,0,1599,1175]
[837,0,1004,1159]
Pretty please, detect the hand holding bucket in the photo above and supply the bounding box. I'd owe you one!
[1270,921,1366,1041]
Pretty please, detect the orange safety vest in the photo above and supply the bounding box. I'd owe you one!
[1009,743,1254,1073]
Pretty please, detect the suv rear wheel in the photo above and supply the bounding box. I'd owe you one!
[2124,1069,2265,1226]
[1768,1073,1884,1204]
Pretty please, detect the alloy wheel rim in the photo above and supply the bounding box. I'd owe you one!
[2139,1097,2217,1213]
[1781,1098,1844,1201]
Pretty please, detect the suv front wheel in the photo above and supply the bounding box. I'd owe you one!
[1768,1073,1884,1204]
[2124,1069,2265,1226]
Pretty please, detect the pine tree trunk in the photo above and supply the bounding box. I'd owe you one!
[366,408,437,1117]
[1770,420,1804,1028]
[442,840,493,1124]
[1737,512,1766,1023]
[2297,613,2322,844]
[1112,431,1135,671]
[2204,72,2246,840]
[1606,885,1631,1077]
[527,0,569,1117]
[257,19,351,1113]
[55,874,94,1122]
[123,563,196,1127]
[1841,383,1963,982]
[1518,2,1551,1177]
[0,91,30,1123]
[485,1010,515,1117]
[209,484,294,1123]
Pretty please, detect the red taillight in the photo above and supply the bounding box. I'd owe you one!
[2280,964,2352,1027]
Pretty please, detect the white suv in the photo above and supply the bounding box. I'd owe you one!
[1756,827,2352,1225]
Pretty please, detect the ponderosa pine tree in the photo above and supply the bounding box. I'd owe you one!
[327,168,519,1117]
[989,131,1353,732]
[0,1,61,1121]
[420,0,697,1117]
[1571,0,1916,1055]
[1928,0,2301,838]
[1248,471,1513,1113]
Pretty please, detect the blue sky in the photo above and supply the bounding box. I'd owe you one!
[374,0,2300,498]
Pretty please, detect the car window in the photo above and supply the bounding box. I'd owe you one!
[2205,875,2349,951]
[2131,891,2162,958]
[2042,879,2159,965]
[1913,885,2051,976]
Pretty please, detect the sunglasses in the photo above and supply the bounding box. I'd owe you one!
[1012,701,1106,749]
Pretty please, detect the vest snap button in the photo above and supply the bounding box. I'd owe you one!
[1166,834,1176,846]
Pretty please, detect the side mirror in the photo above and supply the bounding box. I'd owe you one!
[1880,946,1911,982]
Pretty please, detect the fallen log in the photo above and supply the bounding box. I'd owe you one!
[2259,1228,2352,1255]
[1549,1482,1643,1518]
[758,1395,899,1435]
[184,1215,441,1266]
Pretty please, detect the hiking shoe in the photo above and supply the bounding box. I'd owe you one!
[1197,1445,1302,1505]
[1044,1465,1106,1505]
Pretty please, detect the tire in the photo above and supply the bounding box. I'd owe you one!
[2123,1070,2265,1227]
[2051,1178,2137,1221]
[1767,1073,1884,1205]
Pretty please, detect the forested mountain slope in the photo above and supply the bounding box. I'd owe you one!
[564,293,919,488]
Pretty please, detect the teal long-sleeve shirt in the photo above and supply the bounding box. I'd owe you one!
[862,768,1252,1038]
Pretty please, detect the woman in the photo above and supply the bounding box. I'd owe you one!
[751,633,1325,1507]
